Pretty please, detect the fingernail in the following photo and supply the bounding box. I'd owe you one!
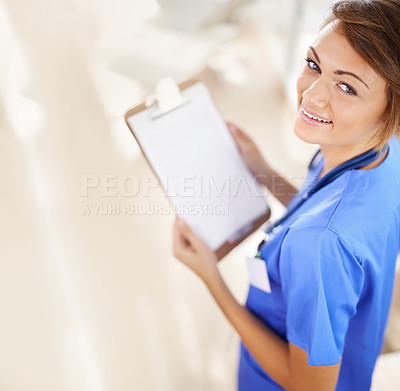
[177,219,185,228]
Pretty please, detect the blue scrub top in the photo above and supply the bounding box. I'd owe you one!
[239,137,400,391]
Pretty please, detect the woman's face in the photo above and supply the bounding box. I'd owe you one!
[294,22,387,152]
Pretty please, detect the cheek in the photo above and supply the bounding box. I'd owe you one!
[331,99,385,140]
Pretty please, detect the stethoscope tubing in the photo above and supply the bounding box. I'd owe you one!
[257,146,387,253]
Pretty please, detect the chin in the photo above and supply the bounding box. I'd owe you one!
[293,118,322,145]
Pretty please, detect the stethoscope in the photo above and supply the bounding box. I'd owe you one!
[256,146,388,255]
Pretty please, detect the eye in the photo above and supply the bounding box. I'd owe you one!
[305,58,321,73]
[338,83,357,96]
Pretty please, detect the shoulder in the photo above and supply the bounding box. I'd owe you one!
[280,225,356,262]
[329,139,400,243]
[379,137,400,191]
[300,139,400,245]
[279,225,363,277]
[389,136,400,156]
[281,139,400,263]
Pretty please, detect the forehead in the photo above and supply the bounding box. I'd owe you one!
[311,22,386,90]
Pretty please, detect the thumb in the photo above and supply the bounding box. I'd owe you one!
[226,122,251,144]
[176,218,201,245]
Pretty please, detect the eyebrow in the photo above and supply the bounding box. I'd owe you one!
[309,46,370,89]
[309,46,320,63]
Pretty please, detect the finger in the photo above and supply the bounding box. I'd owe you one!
[174,218,190,244]
[173,219,184,247]
[173,219,192,258]
[226,122,250,141]
[176,218,203,248]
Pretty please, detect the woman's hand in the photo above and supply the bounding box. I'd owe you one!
[172,217,220,285]
[227,122,298,206]
[227,122,270,181]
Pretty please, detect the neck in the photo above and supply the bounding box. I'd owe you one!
[318,143,383,178]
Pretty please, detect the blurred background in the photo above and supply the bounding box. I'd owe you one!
[0,0,399,390]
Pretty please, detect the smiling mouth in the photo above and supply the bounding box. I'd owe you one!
[300,107,333,124]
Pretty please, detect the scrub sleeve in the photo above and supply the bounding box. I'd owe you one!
[280,226,365,366]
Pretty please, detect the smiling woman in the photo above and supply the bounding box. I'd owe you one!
[172,1,400,391]
[294,21,389,175]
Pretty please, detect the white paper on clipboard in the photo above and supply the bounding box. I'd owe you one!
[126,82,269,252]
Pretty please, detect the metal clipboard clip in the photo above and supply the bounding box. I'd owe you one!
[145,77,191,120]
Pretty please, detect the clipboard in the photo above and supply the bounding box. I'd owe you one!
[125,78,270,260]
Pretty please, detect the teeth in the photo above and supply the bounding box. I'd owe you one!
[302,108,332,123]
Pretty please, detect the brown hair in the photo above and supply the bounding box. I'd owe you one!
[323,0,400,151]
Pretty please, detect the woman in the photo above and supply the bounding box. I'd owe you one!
[172,1,400,390]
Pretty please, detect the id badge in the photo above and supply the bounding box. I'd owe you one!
[246,256,272,293]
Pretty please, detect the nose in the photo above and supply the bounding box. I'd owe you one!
[301,77,329,108]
